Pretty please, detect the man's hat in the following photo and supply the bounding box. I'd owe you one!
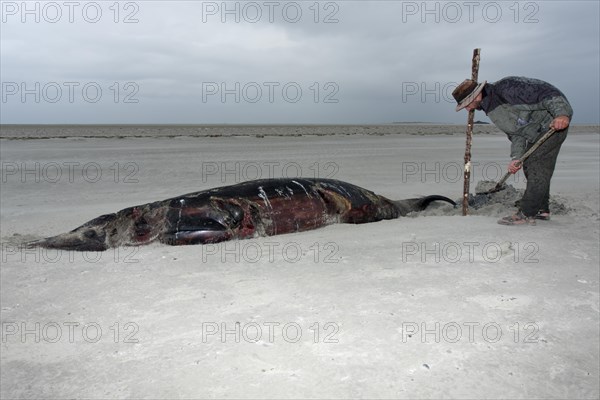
[453,79,487,111]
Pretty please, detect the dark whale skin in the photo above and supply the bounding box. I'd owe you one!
[27,178,455,251]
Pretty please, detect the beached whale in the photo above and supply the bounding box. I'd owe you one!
[27,178,455,251]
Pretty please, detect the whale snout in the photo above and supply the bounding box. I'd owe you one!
[27,229,108,251]
[26,213,116,251]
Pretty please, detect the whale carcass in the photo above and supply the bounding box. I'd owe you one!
[27,178,455,251]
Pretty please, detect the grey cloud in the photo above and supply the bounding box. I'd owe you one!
[1,0,598,124]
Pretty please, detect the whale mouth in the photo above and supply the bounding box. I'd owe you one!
[163,217,235,244]
[162,200,246,245]
[172,208,241,232]
[163,229,234,245]
[176,217,229,232]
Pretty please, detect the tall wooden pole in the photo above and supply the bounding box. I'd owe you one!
[462,48,481,216]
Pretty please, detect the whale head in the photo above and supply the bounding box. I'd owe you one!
[26,204,168,251]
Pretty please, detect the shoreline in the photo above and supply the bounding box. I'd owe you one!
[1,123,598,140]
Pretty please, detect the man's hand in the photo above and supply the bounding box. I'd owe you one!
[508,159,522,174]
[551,115,570,130]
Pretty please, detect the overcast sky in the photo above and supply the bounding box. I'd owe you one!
[1,0,599,124]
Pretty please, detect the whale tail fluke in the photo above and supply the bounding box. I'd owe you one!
[416,195,457,210]
[393,195,456,216]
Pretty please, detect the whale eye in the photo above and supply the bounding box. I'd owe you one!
[226,205,243,226]
[213,200,244,228]
[84,230,98,239]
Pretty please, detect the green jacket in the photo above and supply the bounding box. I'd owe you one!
[479,76,573,159]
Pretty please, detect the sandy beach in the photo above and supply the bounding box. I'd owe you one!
[1,126,599,398]
[2,123,598,139]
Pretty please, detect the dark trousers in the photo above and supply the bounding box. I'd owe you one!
[520,128,568,216]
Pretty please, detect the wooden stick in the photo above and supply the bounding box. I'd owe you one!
[462,48,481,216]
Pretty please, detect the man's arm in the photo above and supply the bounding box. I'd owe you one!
[543,95,573,131]
[509,134,528,160]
